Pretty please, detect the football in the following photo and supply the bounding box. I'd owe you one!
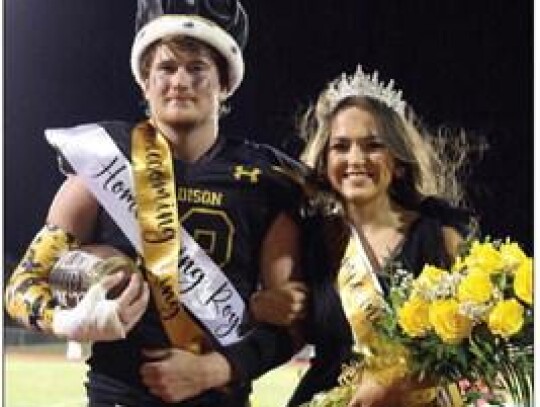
[50,251,139,307]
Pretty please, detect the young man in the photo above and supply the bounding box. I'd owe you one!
[5,1,306,405]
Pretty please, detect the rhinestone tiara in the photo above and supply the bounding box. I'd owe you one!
[324,65,406,116]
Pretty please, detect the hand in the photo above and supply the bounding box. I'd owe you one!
[115,272,150,333]
[140,348,232,403]
[52,271,149,341]
[250,281,308,325]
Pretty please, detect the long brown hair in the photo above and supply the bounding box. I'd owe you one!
[300,92,477,210]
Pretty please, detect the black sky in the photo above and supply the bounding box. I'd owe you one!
[3,0,533,264]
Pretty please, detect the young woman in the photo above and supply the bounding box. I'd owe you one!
[251,66,476,407]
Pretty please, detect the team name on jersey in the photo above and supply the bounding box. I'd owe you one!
[177,187,224,207]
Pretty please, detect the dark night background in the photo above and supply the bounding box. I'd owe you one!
[3,0,533,274]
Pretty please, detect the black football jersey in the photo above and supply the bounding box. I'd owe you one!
[74,121,303,399]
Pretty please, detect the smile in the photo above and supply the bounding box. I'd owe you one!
[167,94,195,102]
[344,171,373,179]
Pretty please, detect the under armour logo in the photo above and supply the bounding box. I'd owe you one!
[233,165,261,183]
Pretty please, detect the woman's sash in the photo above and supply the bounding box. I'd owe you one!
[337,226,384,343]
[339,229,463,406]
[338,226,384,296]
[45,123,245,346]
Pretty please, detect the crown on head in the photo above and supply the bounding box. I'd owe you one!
[324,65,406,116]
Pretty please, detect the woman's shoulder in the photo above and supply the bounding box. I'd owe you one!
[398,213,455,272]
[417,196,476,237]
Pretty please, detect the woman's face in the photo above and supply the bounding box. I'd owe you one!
[142,41,225,128]
[326,105,397,205]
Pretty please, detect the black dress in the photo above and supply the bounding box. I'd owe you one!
[287,200,474,406]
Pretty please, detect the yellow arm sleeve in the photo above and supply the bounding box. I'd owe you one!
[5,225,80,332]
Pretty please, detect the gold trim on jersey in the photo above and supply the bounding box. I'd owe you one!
[180,207,235,268]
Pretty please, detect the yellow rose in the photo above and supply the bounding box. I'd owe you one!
[514,257,533,305]
[465,241,503,275]
[499,241,528,271]
[429,299,473,344]
[457,271,493,303]
[416,265,446,289]
[488,299,524,337]
[398,296,431,337]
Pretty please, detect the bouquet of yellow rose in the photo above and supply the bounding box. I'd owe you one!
[301,237,533,407]
[383,237,533,406]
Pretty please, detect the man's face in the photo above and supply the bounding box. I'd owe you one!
[142,40,225,128]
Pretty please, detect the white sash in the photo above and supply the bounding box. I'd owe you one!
[45,123,246,345]
[346,226,384,294]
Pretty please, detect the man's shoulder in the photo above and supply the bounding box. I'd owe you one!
[220,137,313,203]
[96,120,136,154]
[97,120,135,138]
[221,136,302,169]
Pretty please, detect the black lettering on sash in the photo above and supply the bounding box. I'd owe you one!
[91,156,137,213]
[142,136,177,241]
[149,274,181,320]
[204,282,240,338]
[178,249,205,293]
[143,229,175,243]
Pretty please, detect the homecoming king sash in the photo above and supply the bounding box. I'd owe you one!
[45,122,246,346]
[131,121,202,349]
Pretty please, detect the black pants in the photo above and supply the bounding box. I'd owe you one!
[86,371,251,407]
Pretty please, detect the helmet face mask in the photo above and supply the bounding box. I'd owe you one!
[133,0,248,97]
